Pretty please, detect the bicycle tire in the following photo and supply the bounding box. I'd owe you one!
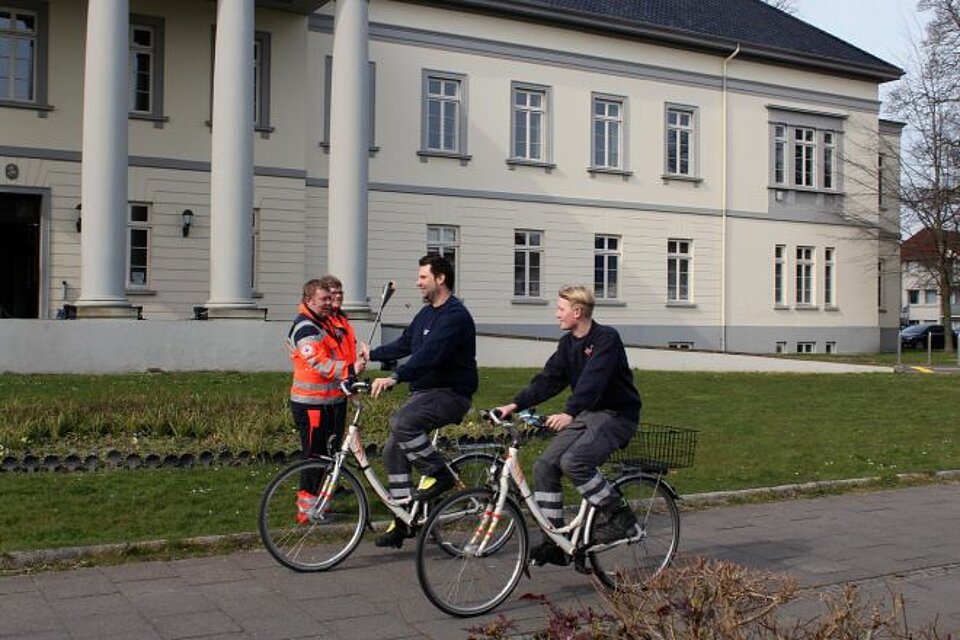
[258,458,368,572]
[416,488,528,617]
[588,474,680,589]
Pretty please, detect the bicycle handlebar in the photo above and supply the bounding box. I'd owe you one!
[340,378,371,396]
[481,408,549,442]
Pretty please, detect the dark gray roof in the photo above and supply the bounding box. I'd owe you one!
[433,0,904,82]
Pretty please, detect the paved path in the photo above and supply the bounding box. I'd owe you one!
[2,483,959,639]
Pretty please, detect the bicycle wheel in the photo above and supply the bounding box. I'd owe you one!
[258,458,367,572]
[588,474,680,589]
[450,452,500,490]
[416,488,528,617]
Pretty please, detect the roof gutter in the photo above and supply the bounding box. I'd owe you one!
[721,44,740,353]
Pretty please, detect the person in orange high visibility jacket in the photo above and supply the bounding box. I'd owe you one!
[288,278,365,523]
[321,274,358,370]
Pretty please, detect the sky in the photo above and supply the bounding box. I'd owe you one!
[792,0,929,71]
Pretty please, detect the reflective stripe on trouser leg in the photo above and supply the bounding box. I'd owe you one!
[576,471,618,509]
[534,490,565,528]
[387,473,412,500]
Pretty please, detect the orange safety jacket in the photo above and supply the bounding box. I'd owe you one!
[287,303,352,405]
[329,310,358,365]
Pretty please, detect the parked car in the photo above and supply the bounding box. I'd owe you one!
[900,323,958,349]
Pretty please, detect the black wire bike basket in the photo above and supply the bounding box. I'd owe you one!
[608,424,698,473]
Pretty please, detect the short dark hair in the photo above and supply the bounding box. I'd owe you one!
[419,254,455,291]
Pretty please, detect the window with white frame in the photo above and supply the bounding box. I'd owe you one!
[823,132,835,190]
[594,235,619,300]
[769,106,843,192]
[795,246,814,305]
[511,83,548,163]
[775,341,787,354]
[665,105,696,176]
[667,239,692,303]
[773,125,787,184]
[908,289,920,305]
[774,244,786,306]
[796,341,815,354]
[253,32,271,129]
[793,127,816,187]
[825,341,836,354]
[514,230,542,298]
[209,29,271,130]
[878,259,886,309]
[128,16,165,120]
[591,94,625,170]
[127,204,150,287]
[924,289,937,304]
[0,5,39,102]
[322,56,376,151]
[251,208,259,291]
[422,71,466,155]
[427,225,459,291]
[824,247,836,307]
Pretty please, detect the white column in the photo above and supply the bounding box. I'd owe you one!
[328,0,370,314]
[76,0,133,317]
[206,0,257,314]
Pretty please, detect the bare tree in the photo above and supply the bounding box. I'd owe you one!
[886,0,960,351]
[762,0,798,14]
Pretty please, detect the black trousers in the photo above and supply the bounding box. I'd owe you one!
[290,400,347,493]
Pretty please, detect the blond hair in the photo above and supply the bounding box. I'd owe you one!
[558,284,595,319]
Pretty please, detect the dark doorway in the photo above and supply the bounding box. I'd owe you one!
[0,193,42,318]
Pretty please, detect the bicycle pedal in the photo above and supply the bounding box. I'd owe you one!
[573,551,592,575]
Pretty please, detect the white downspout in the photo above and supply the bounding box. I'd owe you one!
[720,44,740,352]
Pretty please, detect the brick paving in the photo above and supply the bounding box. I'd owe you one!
[1,482,958,639]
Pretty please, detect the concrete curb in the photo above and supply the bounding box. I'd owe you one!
[4,470,959,572]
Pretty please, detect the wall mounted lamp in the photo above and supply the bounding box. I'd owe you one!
[74,204,82,233]
[181,209,194,237]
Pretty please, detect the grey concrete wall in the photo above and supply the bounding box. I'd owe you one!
[0,320,890,374]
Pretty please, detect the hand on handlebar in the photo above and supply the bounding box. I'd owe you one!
[493,403,517,421]
[370,376,396,398]
[544,412,573,431]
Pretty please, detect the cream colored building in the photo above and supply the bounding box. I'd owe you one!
[0,0,904,356]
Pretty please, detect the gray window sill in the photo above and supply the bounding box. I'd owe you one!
[666,301,696,308]
[319,141,380,156]
[0,100,54,117]
[773,304,790,310]
[824,305,839,311]
[204,120,275,138]
[130,112,170,129]
[506,158,556,172]
[126,288,157,296]
[588,166,633,178]
[418,150,472,165]
[596,299,626,307]
[511,297,548,305]
[794,304,819,310]
[768,185,843,196]
[661,173,703,185]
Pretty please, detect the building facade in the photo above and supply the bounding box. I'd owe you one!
[0,0,904,353]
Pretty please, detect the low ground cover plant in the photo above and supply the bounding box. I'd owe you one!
[468,558,953,639]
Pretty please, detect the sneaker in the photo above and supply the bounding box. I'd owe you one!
[374,518,411,548]
[529,539,570,566]
[413,469,456,502]
[590,503,639,545]
[296,490,318,525]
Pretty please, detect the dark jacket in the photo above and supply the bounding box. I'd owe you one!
[370,295,478,398]
[513,321,641,423]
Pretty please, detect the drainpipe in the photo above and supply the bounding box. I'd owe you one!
[720,43,740,352]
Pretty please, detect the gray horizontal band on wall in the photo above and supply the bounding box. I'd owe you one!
[305,178,862,228]
[0,145,306,179]
[310,16,881,113]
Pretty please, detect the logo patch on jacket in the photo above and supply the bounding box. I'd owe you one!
[584,344,594,357]
[299,344,316,358]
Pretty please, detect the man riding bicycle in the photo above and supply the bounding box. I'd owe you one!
[495,284,642,566]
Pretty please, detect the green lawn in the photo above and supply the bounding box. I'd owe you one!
[1,369,958,556]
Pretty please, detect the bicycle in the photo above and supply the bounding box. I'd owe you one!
[258,379,500,572]
[415,408,697,617]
